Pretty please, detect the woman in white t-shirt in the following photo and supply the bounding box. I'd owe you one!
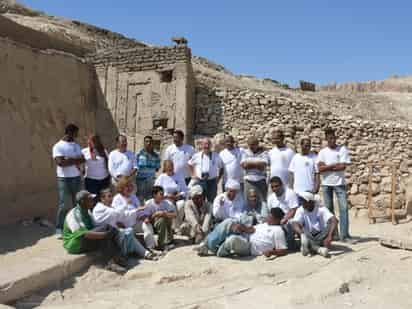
[112,176,141,228]
[154,160,187,232]
[82,135,110,195]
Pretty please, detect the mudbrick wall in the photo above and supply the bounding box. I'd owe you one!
[0,36,102,225]
[88,44,194,152]
[195,86,412,214]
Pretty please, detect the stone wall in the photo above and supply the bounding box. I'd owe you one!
[88,43,194,152]
[195,86,412,213]
[0,36,103,225]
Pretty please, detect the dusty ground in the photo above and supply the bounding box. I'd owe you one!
[14,215,412,309]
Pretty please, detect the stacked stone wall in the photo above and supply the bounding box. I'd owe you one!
[195,86,412,212]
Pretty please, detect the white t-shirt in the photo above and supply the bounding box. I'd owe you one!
[112,193,141,227]
[292,204,334,235]
[212,192,245,221]
[249,223,287,256]
[288,153,318,193]
[163,144,195,181]
[108,149,137,178]
[317,146,350,186]
[219,147,244,184]
[266,188,299,215]
[92,202,139,228]
[268,146,295,186]
[241,149,269,182]
[188,151,223,179]
[52,140,82,178]
[154,173,188,197]
[82,148,109,180]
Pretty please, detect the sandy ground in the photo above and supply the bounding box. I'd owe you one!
[14,216,412,309]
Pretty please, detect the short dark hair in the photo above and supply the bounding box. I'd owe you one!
[173,130,184,139]
[115,134,126,142]
[324,128,335,137]
[270,207,285,220]
[144,135,153,141]
[152,185,164,196]
[270,176,283,185]
[99,188,112,201]
[65,124,79,135]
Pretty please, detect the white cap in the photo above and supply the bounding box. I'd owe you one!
[298,191,315,202]
[190,185,203,198]
[225,179,240,191]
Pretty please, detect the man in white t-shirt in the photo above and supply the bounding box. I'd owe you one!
[163,129,195,185]
[241,136,269,206]
[212,179,245,221]
[189,138,223,203]
[264,176,299,249]
[108,135,137,184]
[219,135,244,192]
[52,124,85,238]
[317,128,351,242]
[288,137,320,193]
[268,129,295,187]
[195,207,287,258]
[292,191,338,258]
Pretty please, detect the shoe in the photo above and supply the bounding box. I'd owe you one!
[194,242,209,256]
[165,243,175,251]
[300,234,310,256]
[106,260,127,274]
[144,251,159,261]
[317,247,330,258]
[55,229,63,240]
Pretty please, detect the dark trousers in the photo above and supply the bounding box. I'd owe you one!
[80,226,121,259]
[85,177,111,195]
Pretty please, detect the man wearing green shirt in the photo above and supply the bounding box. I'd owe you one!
[63,190,127,273]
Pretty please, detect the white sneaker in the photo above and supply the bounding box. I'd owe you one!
[317,247,330,258]
[194,242,209,256]
[301,234,310,256]
[55,229,63,240]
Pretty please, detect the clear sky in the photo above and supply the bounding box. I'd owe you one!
[19,0,412,86]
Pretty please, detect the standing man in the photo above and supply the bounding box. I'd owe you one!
[288,137,320,193]
[163,129,195,185]
[188,138,223,203]
[108,135,137,184]
[268,129,295,187]
[52,124,85,239]
[240,136,269,205]
[219,135,244,192]
[317,128,351,242]
[135,136,161,203]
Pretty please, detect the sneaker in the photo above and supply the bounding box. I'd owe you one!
[55,229,63,240]
[300,234,310,256]
[144,251,159,261]
[317,247,330,258]
[194,242,209,256]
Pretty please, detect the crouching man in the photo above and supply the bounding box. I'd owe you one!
[292,192,338,258]
[63,190,127,273]
[195,207,287,258]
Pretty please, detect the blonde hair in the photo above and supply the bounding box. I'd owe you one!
[116,175,133,193]
[162,160,174,173]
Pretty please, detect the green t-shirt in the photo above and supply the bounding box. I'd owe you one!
[63,206,93,254]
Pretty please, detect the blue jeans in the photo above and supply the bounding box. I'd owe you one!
[56,177,81,229]
[136,177,155,203]
[322,185,349,239]
[206,218,236,253]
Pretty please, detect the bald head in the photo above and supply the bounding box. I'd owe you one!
[201,138,212,153]
[271,129,285,147]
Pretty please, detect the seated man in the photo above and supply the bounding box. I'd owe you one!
[245,188,265,225]
[63,190,127,273]
[92,188,157,260]
[291,192,338,258]
[264,176,299,249]
[181,185,213,244]
[195,207,287,259]
[212,179,245,222]
[143,186,177,251]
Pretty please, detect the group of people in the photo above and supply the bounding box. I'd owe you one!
[52,123,352,272]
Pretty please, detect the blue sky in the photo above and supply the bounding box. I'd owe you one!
[20,0,412,86]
